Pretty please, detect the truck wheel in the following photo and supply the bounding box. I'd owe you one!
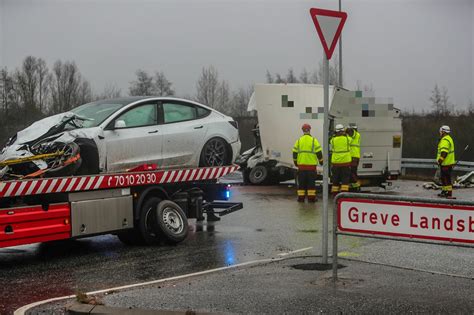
[243,169,251,184]
[249,165,268,185]
[138,197,163,245]
[155,200,188,244]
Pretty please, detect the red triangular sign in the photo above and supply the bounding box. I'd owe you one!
[309,8,347,59]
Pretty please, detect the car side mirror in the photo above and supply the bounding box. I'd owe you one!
[114,120,126,129]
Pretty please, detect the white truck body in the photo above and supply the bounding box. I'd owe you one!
[241,84,402,186]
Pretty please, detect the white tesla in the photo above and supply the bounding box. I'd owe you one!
[0,97,241,179]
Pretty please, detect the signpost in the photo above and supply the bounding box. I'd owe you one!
[333,193,474,280]
[338,198,474,244]
[309,8,347,264]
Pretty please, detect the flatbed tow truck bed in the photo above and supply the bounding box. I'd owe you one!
[0,165,242,248]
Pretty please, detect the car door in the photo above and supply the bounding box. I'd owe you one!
[102,102,163,171]
[159,100,209,168]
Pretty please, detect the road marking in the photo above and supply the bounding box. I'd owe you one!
[14,252,306,315]
[277,247,313,256]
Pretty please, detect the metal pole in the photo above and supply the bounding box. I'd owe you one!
[322,55,329,264]
[332,196,338,282]
[338,0,343,87]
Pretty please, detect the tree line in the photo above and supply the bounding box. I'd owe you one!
[1,55,473,162]
[0,56,255,145]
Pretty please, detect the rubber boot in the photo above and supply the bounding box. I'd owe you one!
[445,190,455,199]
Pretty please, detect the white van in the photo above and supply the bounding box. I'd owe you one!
[236,84,402,187]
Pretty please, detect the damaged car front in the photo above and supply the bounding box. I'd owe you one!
[0,112,104,180]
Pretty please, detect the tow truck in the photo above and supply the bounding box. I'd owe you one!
[0,164,242,248]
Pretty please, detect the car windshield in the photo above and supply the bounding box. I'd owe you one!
[70,100,128,128]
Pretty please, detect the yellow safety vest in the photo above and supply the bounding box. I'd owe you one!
[350,130,361,159]
[292,134,322,166]
[330,135,352,165]
[437,135,455,166]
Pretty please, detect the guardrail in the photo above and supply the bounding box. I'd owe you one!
[401,158,474,173]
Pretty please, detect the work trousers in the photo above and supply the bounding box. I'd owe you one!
[331,165,350,195]
[297,170,316,202]
[350,158,360,190]
[440,166,453,196]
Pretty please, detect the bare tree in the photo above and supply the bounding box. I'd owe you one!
[14,57,37,114]
[75,80,93,105]
[440,86,452,115]
[286,68,299,83]
[265,70,274,83]
[317,57,338,85]
[468,99,474,114]
[215,80,231,113]
[153,71,174,96]
[299,68,310,83]
[129,70,154,96]
[0,68,16,118]
[37,58,50,113]
[430,84,451,116]
[230,85,254,117]
[309,69,318,84]
[196,66,219,108]
[97,83,122,100]
[274,73,285,83]
[50,60,84,113]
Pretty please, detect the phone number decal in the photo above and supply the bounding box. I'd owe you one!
[106,173,158,187]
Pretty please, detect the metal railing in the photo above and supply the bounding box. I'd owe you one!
[401,158,474,173]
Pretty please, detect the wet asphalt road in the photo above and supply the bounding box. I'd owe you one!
[1,182,333,314]
[2,175,474,314]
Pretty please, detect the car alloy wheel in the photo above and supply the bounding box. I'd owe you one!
[202,138,227,166]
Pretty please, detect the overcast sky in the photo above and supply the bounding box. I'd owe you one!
[0,0,473,111]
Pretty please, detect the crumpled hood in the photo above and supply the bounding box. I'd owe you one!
[15,112,75,144]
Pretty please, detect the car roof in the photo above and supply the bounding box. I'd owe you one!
[102,96,220,113]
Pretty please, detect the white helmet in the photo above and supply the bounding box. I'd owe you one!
[348,123,358,130]
[439,125,450,133]
[335,124,344,132]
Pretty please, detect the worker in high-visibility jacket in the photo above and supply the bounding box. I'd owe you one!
[330,124,352,196]
[346,123,361,192]
[292,123,323,202]
[436,125,456,198]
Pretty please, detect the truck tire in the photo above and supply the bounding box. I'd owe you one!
[249,165,269,185]
[138,197,163,245]
[155,200,188,244]
[242,169,251,184]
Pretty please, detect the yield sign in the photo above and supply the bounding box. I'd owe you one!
[309,8,347,59]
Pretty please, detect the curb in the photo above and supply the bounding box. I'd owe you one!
[68,303,225,315]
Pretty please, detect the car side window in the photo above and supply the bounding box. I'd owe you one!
[163,102,197,123]
[116,104,157,128]
[196,106,211,118]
